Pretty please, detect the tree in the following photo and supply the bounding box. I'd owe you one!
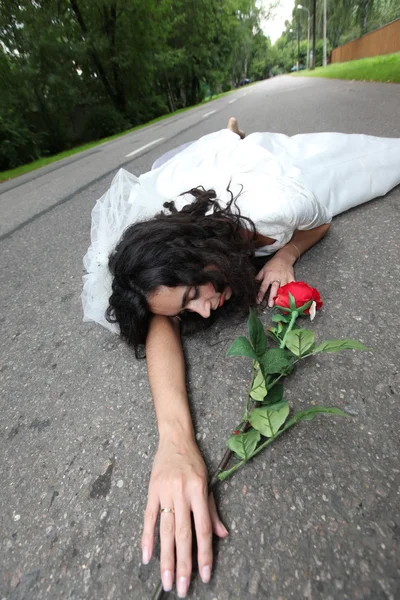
[0,0,272,170]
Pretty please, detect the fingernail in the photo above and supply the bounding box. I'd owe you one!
[142,547,150,565]
[222,524,229,536]
[201,565,211,583]
[177,576,188,598]
[162,570,173,592]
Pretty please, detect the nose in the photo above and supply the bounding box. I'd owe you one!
[191,298,212,319]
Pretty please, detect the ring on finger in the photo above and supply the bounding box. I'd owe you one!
[160,507,175,514]
[271,279,281,285]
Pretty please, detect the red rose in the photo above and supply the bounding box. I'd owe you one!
[233,430,240,436]
[274,282,323,315]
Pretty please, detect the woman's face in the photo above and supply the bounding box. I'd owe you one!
[149,282,232,319]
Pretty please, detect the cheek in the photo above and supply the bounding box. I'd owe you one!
[204,282,218,297]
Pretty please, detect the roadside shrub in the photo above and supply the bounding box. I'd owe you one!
[84,105,130,140]
[0,113,40,171]
[126,96,169,126]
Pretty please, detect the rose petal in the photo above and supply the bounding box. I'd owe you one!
[309,301,316,321]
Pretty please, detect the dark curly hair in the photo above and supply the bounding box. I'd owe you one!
[106,185,265,358]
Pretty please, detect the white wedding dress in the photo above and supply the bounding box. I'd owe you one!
[82,129,400,333]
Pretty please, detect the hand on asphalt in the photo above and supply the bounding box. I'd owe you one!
[255,257,295,307]
[141,437,229,597]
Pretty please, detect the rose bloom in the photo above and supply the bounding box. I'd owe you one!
[274,282,323,315]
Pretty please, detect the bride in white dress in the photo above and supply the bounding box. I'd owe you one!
[81,118,400,597]
[82,117,400,341]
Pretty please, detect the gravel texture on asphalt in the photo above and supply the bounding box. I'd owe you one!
[1,76,399,600]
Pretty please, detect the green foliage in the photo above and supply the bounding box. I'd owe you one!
[218,305,367,482]
[313,339,370,353]
[284,329,315,357]
[249,369,268,401]
[270,0,399,73]
[227,428,261,460]
[0,113,40,170]
[292,53,400,84]
[84,106,130,141]
[263,383,284,405]
[226,336,258,360]
[0,0,274,171]
[260,347,294,374]
[285,406,350,427]
[249,401,289,437]
[248,308,268,357]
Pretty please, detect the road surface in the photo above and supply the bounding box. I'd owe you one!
[1,76,399,600]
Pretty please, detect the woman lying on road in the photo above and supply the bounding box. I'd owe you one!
[82,118,400,597]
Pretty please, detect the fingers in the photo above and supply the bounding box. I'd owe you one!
[159,489,215,597]
[256,278,281,306]
[142,491,159,565]
[159,506,176,592]
[191,485,214,586]
[255,261,295,306]
[142,469,226,596]
[174,499,192,598]
[208,492,229,539]
[268,281,281,308]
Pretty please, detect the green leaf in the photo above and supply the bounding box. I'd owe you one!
[274,304,292,313]
[250,369,267,401]
[264,383,284,405]
[260,348,293,374]
[313,339,370,354]
[284,329,315,357]
[226,336,258,360]
[227,428,261,460]
[248,309,267,357]
[296,299,313,313]
[249,402,289,437]
[264,400,288,411]
[286,406,349,426]
[271,313,290,323]
[289,292,297,311]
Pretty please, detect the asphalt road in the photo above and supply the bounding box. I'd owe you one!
[1,76,400,600]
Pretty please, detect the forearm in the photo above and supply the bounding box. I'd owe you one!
[274,223,331,266]
[145,315,195,444]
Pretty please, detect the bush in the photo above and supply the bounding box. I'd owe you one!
[222,81,232,92]
[0,113,40,171]
[84,105,130,140]
[126,96,169,127]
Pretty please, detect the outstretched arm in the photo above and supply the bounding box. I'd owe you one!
[256,223,331,306]
[142,315,228,596]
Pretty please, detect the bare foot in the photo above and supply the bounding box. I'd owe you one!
[227,117,245,139]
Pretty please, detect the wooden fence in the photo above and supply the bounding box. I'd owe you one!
[331,18,400,63]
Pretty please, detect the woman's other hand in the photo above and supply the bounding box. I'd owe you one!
[141,435,228,597]
[255,256,295,307]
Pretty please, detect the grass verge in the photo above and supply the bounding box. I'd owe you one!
[0,89,236,184]
[291,52,400,84]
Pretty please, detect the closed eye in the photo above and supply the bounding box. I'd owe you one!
[173,286,199,317]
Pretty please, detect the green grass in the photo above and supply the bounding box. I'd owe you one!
[0,88,237,183]
[291,52,400,84]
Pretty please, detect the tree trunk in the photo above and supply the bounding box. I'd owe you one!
[105,1,126,115]
[33,87,64,153]
[312,0,317,69]
[69,0,122,114]
[165,74,176,113]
